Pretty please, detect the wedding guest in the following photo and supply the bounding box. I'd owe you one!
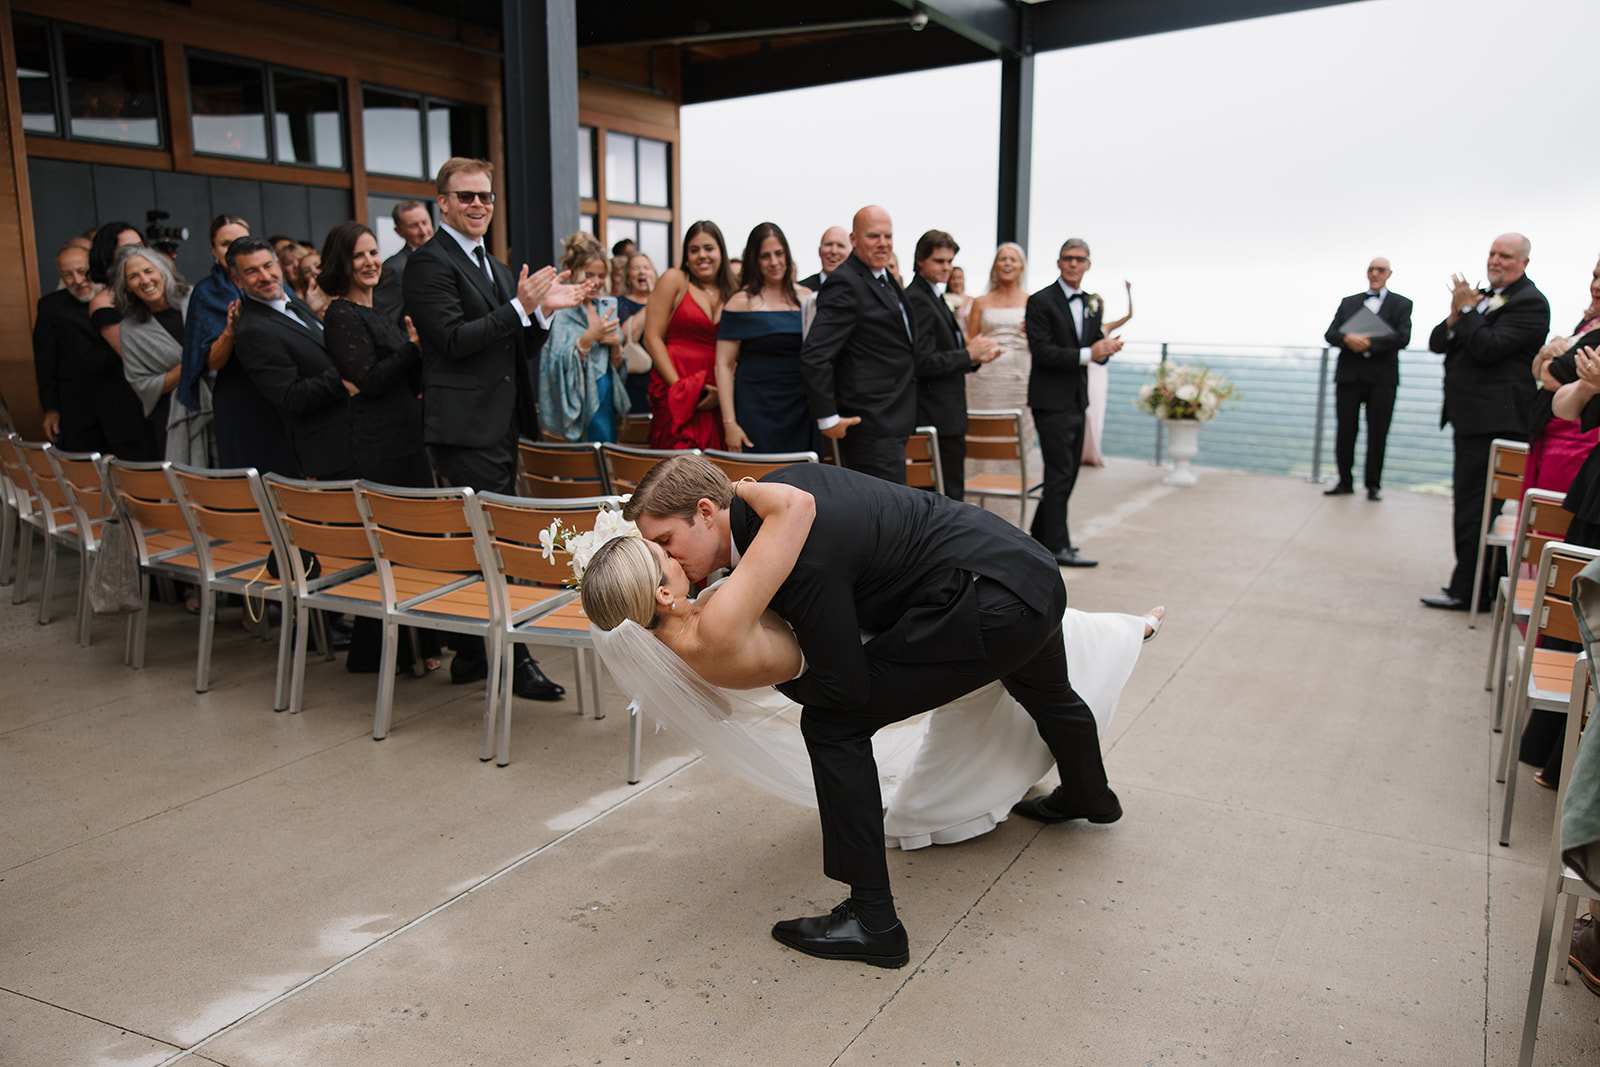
[212,235,302,477]
[945,265,974,336]
[1082,280,1134,468]
[886,251,903,288]
[178,214,249,419]
[798,226,849,290]
[608,254,629,299]
[1322,259,1413,499]
[642,220,734,450]
[715,222,819,455]
[319,220,441,674]
[32,241,150,457]
[111,245,212,465]
[618,252,657,413]
[612,237,636,259]
[87,221,144,356]
[373,199,434,327]
[539,232,629,442]
[966,243,1033,483]
[279,242,309,298]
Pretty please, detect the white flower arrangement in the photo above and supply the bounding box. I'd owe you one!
[1085,293,1102,317]
[1133,361,1237,422]
[540,508,638,587]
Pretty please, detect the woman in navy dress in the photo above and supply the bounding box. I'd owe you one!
[714,222,820,455]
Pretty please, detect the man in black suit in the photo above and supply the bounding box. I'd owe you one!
[403,156,587,699]
[628,456,1118,969]
[228,237,353,479]
[799,206,917,483]
[1322,257,1413,500]
[372,199,434,328]
[32,242,150,456]
[903,230,1001,500]
[1026,239,1123,568]
[797,225,849,291]
[1421,232,1549,611]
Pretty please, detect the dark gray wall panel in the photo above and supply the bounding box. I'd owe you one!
[208,178,265,237]
[91,164,157,237]
[26,158,96,285]
[306,187,354,252]
[152,171,216,284]
[260,183,312,246]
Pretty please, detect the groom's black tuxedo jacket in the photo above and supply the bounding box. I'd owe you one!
[1323,290,1413,387]
[903,274,973,438]
[403,230,542,450]
[233,295,350,478]
[730,462,1060,712]
[798,252,916,437]
[1025,281,1104,413]
[1427,273,1548,438]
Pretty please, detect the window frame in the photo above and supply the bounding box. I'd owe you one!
[15,14,168,150]
[185,47,346,171]
[360,83,489,182]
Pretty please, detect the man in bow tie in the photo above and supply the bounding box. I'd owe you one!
[1026,238,1123,568]
[904,229,1002,500]
[1322,257,1414,501]
[1421,232,1549,612]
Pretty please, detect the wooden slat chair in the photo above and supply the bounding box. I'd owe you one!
[1470,438,1529,629]
[1486,489,1573,731]
[472,493,635,772]
[353,483,504,759]
[261,475,388,715]
[44,447,114,646]
[962,409,1036,525]
[701,449,818,482]
[1516,648,1596,1067]
[905,426,945,495]
[105,459,206,668]
[0,434,46,601]
[15,440,107,630]
[620,413,652,445]
[168,464,298,709]
[0,433,27,589]
[1497,541,1600,846]
[517,438,610,498]
[601,443,697,497]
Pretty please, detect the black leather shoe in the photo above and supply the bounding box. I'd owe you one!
[1420,593,1469,611]
[772,901,910,968]
[1323,483,1354,496]
[512,657,565,701]
[1053,548,1098,568]
[450,655,489,685]
[1366,488,1382,501]
[1570,913,1600,996]
[1011,786,1122,825]
[326,613,353,652]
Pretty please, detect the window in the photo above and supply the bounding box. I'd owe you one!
[603,218,670,272]
[188,52,345,168]
[603,132,670,208]
[578,126,595,200]
[579,213,596,237]
[363,86,489,181]
[13,16,164,147]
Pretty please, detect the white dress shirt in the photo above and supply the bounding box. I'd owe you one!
[1363,287,1387,314]
[246,291,321,330]
[1056,278,1095,365]
[438,221,552,330]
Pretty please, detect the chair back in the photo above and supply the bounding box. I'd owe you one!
[15,441,73,533]
[701,449,818,482]
[1490,439,1529,505]
[1518,491,1575,572]
[1530,542,1600,646]
[601,443,697,496]
[354,484,482,575]
[620,414,652,445]
[474,492,623,588]
[45,448,108,550]
[905,426,945,494]
[106,459,187,563]
[262,475,374,592]
[964,410,1024,462]
[169,465,280,549]
[517,438,609,498]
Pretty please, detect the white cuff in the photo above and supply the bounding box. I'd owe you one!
[816,414,841,430]
[532,303,553,330]
[1079,346,1094,365]
[511,299,532,328]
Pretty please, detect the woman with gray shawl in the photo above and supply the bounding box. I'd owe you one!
[111,245,214,465]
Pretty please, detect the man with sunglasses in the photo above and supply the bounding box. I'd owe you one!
[1026,239,1122,568]
[404,156,590,699]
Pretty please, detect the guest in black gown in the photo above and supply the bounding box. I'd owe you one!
[318,220,442,673]
[714,223,821,455]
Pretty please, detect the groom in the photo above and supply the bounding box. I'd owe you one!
[626,455,1119,968]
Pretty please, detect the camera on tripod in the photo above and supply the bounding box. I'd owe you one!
[145,210,189,257]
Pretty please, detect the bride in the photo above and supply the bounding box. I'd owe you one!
[579,481,1160,850]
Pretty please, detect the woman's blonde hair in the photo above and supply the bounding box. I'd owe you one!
[560,231,606,278]
[580,536,663,631]
[988,241,1027,291]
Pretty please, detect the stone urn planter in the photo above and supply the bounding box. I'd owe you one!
[1162,418,1201,487]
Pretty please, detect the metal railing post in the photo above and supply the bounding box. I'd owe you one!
[1153,343,1168,466]
[1308,346,1331,483]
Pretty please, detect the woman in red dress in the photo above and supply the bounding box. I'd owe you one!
[642,220,737,450]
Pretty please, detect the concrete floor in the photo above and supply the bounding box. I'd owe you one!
[3,457,1598,1066]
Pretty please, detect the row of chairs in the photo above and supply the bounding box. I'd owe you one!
[1465,440,1600,1063]
[0,435,644,777]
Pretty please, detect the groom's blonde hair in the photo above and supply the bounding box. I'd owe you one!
[623,455,733,523]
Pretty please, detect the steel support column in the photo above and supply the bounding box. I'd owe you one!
[503,0,579,267]
[996,50,1034,250]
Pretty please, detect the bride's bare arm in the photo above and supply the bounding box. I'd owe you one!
[693,481,814,658]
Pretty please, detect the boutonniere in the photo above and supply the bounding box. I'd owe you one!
[1085,294,1102,317]
[1486,294,1507,312]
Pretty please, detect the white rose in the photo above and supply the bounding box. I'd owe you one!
[1200,390,1218,409]
[1138,382,1156,400]
[1176,383,1199,402]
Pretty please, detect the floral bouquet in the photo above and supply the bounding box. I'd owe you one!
[1134,361,1237,422]
[539,508,638,587]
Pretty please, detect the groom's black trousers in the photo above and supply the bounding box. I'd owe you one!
[798,572,1109,890]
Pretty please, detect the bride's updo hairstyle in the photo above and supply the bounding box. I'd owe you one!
[987,241,1027,290]
[621,454,733,524]
[581,536,664,632]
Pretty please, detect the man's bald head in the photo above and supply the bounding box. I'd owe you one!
[850,205,893,271]
[1366,257,1392,289]
[818,226,849,274]
[56,245,94,302]
[1487,232,1531,288]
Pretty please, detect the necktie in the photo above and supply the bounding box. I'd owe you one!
[877,273,888,287]
[473,246,506,301]
[288,300,321,332]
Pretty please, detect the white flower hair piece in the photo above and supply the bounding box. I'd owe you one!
[540,510,639,589]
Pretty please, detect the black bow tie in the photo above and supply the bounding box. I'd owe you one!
[1067,291,1084,301]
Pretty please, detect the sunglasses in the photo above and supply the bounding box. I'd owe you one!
[448,190,495,205]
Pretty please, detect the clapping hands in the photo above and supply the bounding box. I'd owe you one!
[1574,346,1600,389]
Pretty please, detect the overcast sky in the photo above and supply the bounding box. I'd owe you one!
[681,0,1599,350]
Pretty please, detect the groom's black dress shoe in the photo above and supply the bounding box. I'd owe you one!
[771,901,910,968]
[512,656,565,701]
[1420,593,1469,611]
[1011,787,1122,825]
[1323,483,1354,496]
[1053,548,1098,568]
[1366,488,1382,501]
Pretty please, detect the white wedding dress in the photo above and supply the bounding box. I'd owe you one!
[592,603,1147,850]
